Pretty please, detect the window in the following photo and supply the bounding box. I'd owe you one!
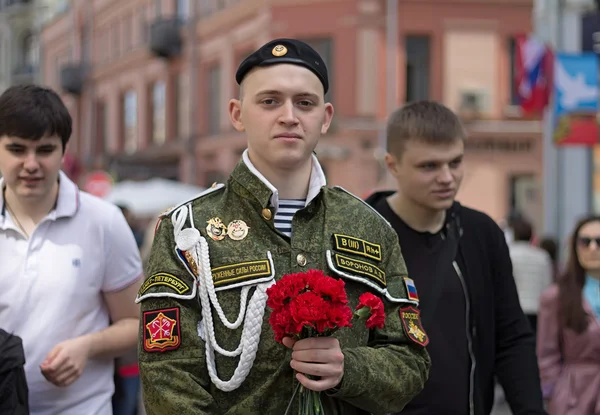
[176,0,189,20]
[123,14,132,51]
[509,37,519,106]
[405,35,430,102]
[112,22,120,58]
[207,65,221,136]
[152,81,166,144]
[177,71,190,138]
[302,38,334,103]
[123,90,138,153]
[139,5,150,44]
[95,101,107,155]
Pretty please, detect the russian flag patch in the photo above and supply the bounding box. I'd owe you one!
[404,277,419,302]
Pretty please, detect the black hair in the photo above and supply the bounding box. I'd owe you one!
[0,84,72,151]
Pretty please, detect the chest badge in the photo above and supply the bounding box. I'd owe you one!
[227,220,249,241]
[206,217,227,241]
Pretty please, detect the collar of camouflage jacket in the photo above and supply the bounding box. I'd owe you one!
[231,149,327,213]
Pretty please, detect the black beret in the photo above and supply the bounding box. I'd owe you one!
[235,38,329,94]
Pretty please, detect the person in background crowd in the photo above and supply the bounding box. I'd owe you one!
[111,205,144,415]
[508,218,553,335]
[118,204,145,248]
[0,329,28,415]
[539,237,559,282]
[0,84,143,415]
[537,215,600,414]
[365,100,546,415]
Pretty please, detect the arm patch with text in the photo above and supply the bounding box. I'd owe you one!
[399,306,429,347]
[139,273,191,296]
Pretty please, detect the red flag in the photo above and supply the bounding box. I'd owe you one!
[514,34,553,116]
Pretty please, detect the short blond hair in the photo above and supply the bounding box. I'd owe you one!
[386,100,467,156]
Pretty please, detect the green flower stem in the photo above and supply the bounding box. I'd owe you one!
[284,380,301,415]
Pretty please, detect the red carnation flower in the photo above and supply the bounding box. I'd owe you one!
[266,272,306,310]
[268,306,295,343]
[266,269,353,343]
[355,292,386,330]
[311,275,349,304]
[289,291,330,333]
[326,303,354,330]
[266,270,384,414]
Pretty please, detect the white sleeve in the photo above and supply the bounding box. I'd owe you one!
[102,206,144,292]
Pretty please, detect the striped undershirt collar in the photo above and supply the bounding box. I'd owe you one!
[273,199,306,237]
[241,149,326,214]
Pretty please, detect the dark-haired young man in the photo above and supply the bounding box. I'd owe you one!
[0,84,143,414]
[366,101,546,415]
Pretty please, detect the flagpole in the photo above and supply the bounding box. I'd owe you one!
[541,0,562,240]
[377,0,398,183]
[555,0,564,252]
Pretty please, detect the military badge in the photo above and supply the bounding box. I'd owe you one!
[143,307,181,352]
[272,44,288,57]
[227,220,249,241]
[399,306,429,346]
[176,248,199,276]
[183,250,199,275]
[404,277,419,302]
[206,217,227,241]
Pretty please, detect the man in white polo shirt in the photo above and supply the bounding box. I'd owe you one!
[0,84,143,414]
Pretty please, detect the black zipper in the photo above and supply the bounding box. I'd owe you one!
[453,260,476,415]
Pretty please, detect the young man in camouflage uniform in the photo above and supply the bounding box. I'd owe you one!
[137,38,430,415]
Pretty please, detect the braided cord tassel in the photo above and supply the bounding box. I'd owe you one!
[196,237,274,391]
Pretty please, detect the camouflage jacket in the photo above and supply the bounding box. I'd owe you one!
[137,158,431,415]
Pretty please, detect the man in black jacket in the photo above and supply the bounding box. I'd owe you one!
[0,329,29,415]
[365,101,546,415]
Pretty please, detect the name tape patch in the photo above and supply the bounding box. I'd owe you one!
[333,253,386,287]
[139,273,191,296]
[333,234,382,261]
[143,307,181,352]
[212,259,272,288]
[400,306,429,347]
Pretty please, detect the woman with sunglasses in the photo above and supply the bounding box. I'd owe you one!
[537,215,600,414]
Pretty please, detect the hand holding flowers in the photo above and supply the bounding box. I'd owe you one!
[266,269,386,414]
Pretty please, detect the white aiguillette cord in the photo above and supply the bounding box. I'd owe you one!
[172,205,274,392]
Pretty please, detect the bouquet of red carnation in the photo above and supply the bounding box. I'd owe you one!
[266,269,386,415]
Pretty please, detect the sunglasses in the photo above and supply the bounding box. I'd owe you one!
[577,236,600,248]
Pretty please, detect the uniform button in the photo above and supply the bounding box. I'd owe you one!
[296,253,307,267]
[262,208,272,221]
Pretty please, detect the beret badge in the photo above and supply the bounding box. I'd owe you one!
[272,45,288,57]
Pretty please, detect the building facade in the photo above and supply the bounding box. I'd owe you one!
[0,0,69,93]
[39,0,541,225]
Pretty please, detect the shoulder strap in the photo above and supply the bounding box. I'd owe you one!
[420,208,462,327]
